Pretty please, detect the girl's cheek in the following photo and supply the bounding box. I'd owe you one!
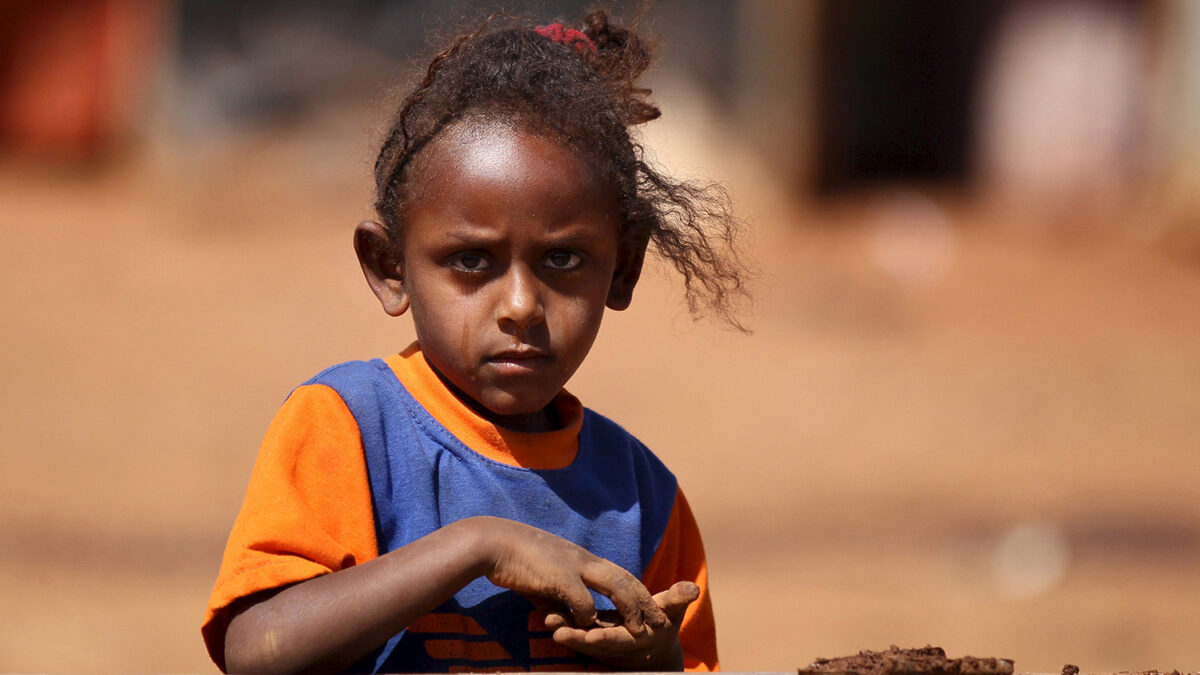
[460,313,475,381]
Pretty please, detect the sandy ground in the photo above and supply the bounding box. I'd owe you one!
[1,88,1199,674]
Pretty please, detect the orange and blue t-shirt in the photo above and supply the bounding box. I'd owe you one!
[202,343,717,672]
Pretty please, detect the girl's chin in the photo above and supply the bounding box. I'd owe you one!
[476,395,560,431]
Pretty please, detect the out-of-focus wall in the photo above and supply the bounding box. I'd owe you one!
[726,0,1200,240]
[0,0,164,161]
[1149,0,1200,244]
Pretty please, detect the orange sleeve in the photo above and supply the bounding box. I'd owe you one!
[640,489,719,672]
[200,384,378,672]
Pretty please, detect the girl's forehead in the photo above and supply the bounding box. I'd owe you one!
[445,124,539,174]
[424,117,559,166]
[408,116,613,199]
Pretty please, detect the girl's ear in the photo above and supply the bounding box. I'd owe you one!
[354,220,410,316]
[607,232,649,311]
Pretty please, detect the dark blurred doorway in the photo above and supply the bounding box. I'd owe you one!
[813,0,1005,195]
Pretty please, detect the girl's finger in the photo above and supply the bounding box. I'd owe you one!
[636,581,668,628]
[654,581,700,622]
[579,562,656,635]
[551,625,588,646]
[583,625,638,648]
[528,595,571,630]
[553,578,597,629]
[552,625,638,653]
[542,610,569,630]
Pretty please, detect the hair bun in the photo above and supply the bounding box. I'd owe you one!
[579,10,660,124]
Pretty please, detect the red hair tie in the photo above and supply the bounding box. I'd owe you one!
[534,23,597,54]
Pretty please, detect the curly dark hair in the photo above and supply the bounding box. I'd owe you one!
[373,9,750,331]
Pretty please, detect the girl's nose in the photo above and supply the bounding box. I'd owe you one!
[495,265,545,337]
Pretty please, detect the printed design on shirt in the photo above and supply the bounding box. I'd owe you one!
[404,609,608,672]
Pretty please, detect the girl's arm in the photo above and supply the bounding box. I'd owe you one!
[223,516,667,675]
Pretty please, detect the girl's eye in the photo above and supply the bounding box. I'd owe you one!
[545,250,583,271]
[451,253,489,272]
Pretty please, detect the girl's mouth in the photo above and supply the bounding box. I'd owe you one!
[488,349,551,373]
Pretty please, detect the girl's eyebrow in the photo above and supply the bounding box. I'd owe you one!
[435,223,508,246]
[438,222,613,246]
[541,226,610,246]
[439,228,501,246]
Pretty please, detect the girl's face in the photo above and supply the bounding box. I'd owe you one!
[368,120,641,431]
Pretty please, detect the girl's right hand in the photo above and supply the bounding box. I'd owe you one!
[472,516,667,637]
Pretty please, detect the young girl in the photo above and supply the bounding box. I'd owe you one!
[202,10,747,674]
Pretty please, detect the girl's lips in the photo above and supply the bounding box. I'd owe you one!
[488,351,551,373]
[489,348,548,360]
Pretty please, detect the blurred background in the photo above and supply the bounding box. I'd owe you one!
[1,0,1198,672]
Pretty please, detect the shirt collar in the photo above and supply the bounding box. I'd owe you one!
[384,342,582,470]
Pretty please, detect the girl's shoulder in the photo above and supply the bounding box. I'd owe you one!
[301,357,394,389]
[577,407,678,486]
